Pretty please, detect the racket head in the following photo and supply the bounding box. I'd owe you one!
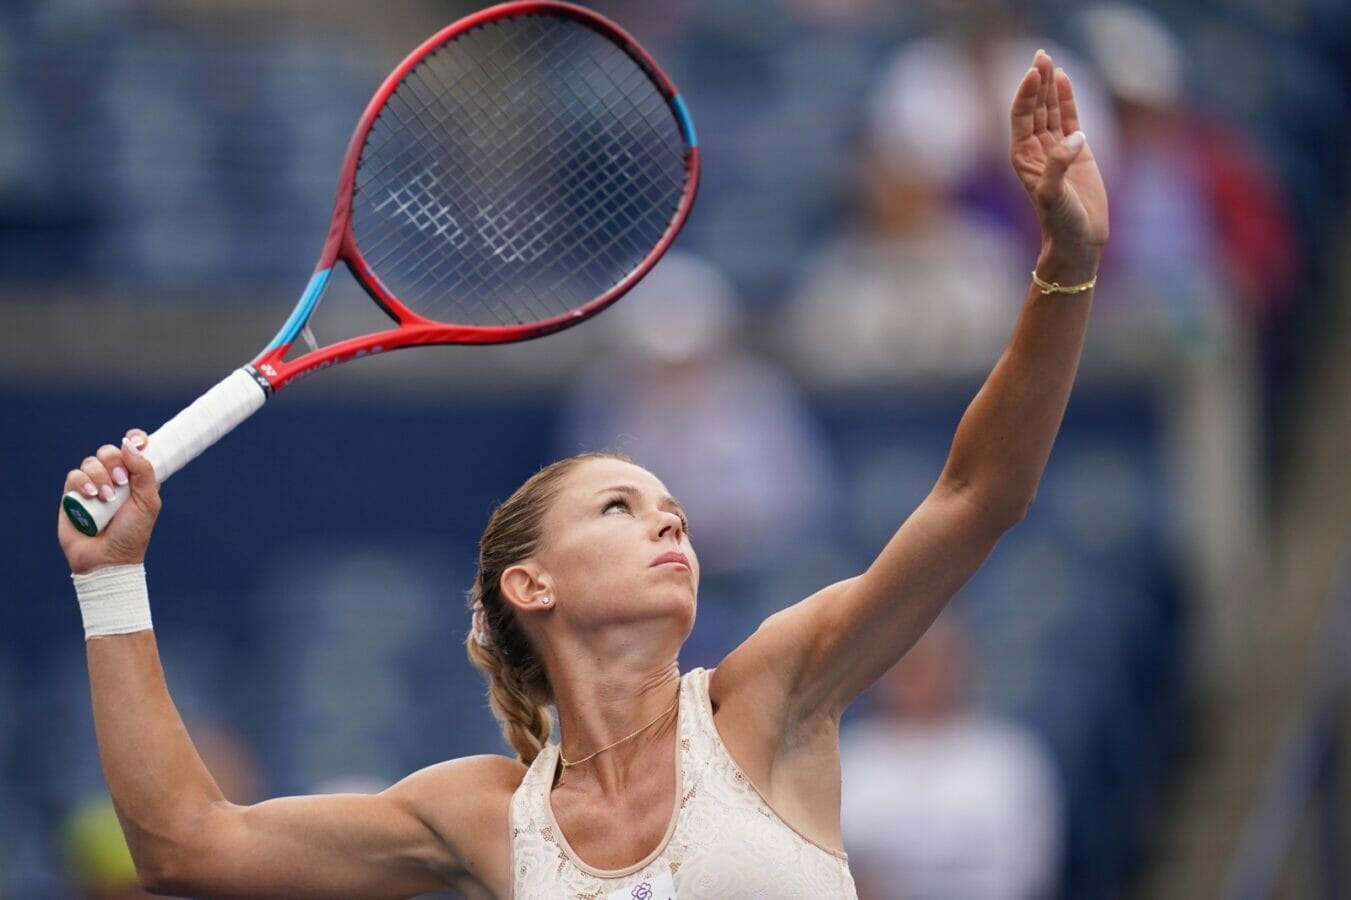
[273,2,698,370]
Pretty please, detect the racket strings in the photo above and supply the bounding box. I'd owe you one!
[364,48,591,322]
[372,89,675,313]
[526,48,688,304]
[366,68,582,326]
[364,20,677,233]
[350,13,689,328]
[365,20,563,209]
[437,27,680,301]
[365,29,676,320]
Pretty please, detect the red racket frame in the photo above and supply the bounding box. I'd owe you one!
[250,0,700,392]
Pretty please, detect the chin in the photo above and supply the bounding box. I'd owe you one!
[655,588,697,632]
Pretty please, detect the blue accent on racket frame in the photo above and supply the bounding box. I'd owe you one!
[672,95,697,148]
[264,268,331,352]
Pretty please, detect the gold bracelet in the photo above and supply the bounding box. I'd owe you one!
[1031,269,1096,295]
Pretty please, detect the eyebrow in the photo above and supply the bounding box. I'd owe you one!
[594,484,686,518]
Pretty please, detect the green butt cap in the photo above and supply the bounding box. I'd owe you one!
[63,495,98,537]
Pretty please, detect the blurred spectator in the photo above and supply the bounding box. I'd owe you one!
[841,615,1063,900]
[1072,2,1297,345]
[558,251,838,581]
[782,30,1112,383]
[900,1,1123,239]
[1073,2,1285,680]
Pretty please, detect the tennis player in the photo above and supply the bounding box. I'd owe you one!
[58,50,1106,899]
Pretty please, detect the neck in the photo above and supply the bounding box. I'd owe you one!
[549,660,681,795]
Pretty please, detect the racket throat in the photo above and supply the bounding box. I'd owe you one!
[244,364,277,396]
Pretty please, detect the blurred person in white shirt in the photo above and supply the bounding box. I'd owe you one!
[558,251,838,582]
[784,27,1115,386]
[841,615,1063,900]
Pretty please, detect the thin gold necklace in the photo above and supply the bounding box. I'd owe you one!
[557,696,679,785]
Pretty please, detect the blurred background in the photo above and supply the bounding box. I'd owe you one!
[1,0,1348,897]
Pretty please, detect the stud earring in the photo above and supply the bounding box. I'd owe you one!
[540,596,552,606]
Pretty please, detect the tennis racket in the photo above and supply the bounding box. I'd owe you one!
[64,0,699,536]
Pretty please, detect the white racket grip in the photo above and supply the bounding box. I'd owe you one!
[63,368,268,536]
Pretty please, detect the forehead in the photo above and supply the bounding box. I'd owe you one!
[560,457,670,501]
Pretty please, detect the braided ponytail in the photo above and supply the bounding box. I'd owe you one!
[465,451,633,765]
[464,631,551,764]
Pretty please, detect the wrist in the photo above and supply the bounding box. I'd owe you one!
[72,564,153,639]
[1036,242,1102,287]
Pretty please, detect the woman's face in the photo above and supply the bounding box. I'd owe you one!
[531,457,699,632]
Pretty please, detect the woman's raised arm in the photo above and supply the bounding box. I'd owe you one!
[717,49,1109,724]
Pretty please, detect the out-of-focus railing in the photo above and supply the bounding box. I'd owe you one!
[1222,545,1351,900]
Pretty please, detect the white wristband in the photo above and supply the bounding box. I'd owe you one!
[72,564,153,639]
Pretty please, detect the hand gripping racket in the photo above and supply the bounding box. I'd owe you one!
[64,1,699,536]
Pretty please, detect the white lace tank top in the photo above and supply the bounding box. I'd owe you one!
[509,667,857,899]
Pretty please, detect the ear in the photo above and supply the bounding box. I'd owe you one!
[500,563,554,613]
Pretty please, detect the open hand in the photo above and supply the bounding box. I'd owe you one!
[1010,50,1109,250]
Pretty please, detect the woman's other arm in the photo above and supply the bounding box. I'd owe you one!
[62,432,517,899]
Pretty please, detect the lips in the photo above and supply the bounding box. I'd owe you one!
[650,551,690,570]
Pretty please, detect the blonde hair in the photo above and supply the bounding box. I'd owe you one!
[465,451,634,764]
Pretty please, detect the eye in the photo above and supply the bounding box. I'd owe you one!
[603,497,631,515]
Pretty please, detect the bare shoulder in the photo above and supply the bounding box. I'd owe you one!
[391,753,526,832]
[389,753,526,893]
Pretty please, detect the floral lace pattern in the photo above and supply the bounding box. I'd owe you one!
[510,668,858,899]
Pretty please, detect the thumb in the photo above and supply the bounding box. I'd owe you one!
[121,435,161,506]
[93,432,162,565]
[1035,130,1086,209]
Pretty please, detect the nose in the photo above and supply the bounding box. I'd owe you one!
[655,509,684,542]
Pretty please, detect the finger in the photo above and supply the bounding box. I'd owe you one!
[1033,50,1050,134]
[95,443,130,490]
[65,468,100,500]
[80,455,116,502]
[1045,58,1062,136]
[121,435,161,504]
[1056,68,1081,136]
[1035,131,1087,208]
[125,428,148,449]
[1010,66,1040,142]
